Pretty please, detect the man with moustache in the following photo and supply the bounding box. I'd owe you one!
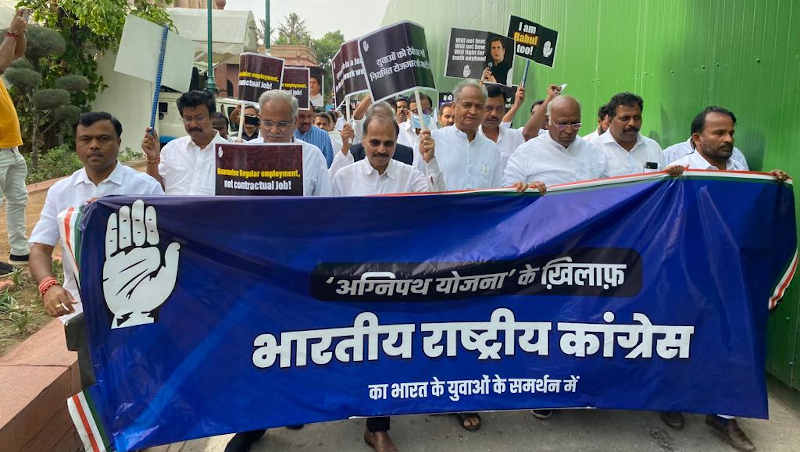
[438,102,454,128]
[142,90,227,195]
[660,106,789,452]
[662,108,749,167]
[593,92,664,175]
[294,107,334,167]
[330,103,414,178]
[480,84,525,170]
[415,79,503,192]
[481,85,550,170]
[30,112,163,387]
[333,102,440,196]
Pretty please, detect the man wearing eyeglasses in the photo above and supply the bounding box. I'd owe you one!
[142,90,227,195]
[592,92,664,175]
[332,101,441,197]
[504,93,610,188]
[249,90,331,197]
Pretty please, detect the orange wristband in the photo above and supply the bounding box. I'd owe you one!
[38,277,59,296]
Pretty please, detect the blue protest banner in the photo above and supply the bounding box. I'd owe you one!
[66,171,796,451]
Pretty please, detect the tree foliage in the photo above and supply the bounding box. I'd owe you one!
[311,31,345,105]
[275,12,311,45]
[8,0,172,169]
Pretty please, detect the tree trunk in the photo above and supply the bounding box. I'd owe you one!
[31,112,39,170]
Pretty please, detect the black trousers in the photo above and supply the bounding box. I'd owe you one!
[65,313,95,388]
[366,416,389,432]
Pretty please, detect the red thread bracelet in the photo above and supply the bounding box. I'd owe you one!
[38,277,59,296]
[5,31,19,39]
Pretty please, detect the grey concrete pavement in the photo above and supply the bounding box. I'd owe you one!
[153,377,800,452]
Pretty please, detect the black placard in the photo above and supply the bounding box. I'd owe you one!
[332,40,369,108]
[237,53,285,103]
[507,15,559,67]
[282,66,310,110]
[358,21,436,102]
[444,28,515,85]
[215,143,303,196]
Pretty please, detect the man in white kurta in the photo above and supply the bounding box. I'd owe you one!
[248,91,331,196]
[504,95,610,187]
[141,90,227,195]
[415,80,503,191]
[333,103,442,195]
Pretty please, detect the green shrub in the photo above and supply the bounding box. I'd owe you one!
[24,144,83,184]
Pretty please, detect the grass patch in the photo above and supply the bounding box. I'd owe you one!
[0,263,61,356]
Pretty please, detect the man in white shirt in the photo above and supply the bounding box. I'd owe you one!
[416,79,503,191]
[481,84,524,171]
[330,104,438,452]
[663,107,749,168]
[248,90,332,197]
[481,84,534,171]
[333,102,441,196]
[504,95,609,187]
[141,90,227,195]
[29,112,163,385]
[592,92,664,175]
[581,103,610,141]
[659,105,788,452]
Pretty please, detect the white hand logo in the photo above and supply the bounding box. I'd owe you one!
[543,41,553,58]
[103,200,180,329]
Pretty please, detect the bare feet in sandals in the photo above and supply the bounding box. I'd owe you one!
[455,412,482,431]
[364,430,398,452]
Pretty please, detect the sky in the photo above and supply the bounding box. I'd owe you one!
[224,0,390,41]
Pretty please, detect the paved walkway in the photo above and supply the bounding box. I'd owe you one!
[148,377,800,452]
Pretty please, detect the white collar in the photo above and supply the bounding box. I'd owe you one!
[74,162,123,187]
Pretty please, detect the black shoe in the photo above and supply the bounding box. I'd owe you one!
[224,429,266,452]
[660,411,685,430]
[531,409,553,419]
[705,415,756,452]
[9,254,29,264]
[0,261,14,277]
[286,424,304,430]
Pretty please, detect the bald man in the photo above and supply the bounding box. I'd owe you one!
[504,94,610,187]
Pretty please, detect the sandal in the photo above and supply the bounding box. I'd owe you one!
[455,412,481,431]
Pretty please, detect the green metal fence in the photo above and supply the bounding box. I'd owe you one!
[383,0,800,389]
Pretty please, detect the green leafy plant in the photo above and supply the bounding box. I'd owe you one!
[24,144,83,184]
[2,25,88,168]
[7,0,173,177]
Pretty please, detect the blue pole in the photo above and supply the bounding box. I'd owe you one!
[149,26,169,131]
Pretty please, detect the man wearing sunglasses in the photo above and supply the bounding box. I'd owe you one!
[240,105,261,141]
[592,92,664,175]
